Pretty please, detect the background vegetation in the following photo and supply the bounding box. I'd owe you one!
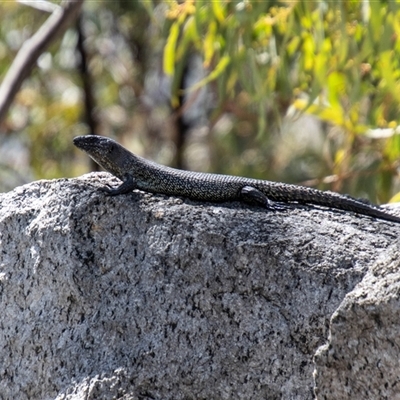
[1,0,400,203]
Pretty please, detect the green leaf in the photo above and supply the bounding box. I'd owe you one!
[327,71,346,108]
[163,21,180,76]
[212,0,226,24]
[186,55,230,92]
[203,20,217,68]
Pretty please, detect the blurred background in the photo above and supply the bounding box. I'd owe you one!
[1,0,400,204]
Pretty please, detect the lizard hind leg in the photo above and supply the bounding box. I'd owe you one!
[240,186,287,211]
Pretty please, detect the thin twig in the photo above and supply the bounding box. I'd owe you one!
[0,0,84,123]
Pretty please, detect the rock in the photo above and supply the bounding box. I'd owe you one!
[313,245,400,399]
[0,172,398,400]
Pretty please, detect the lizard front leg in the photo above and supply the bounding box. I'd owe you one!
[101,173,137,196]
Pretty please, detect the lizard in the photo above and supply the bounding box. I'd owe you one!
[73,135,400,224]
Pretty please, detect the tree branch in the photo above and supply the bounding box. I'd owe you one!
[76,15,99,171]
[0,0,84,123]
[16,0,60,13]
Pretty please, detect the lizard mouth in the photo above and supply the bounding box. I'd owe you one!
[73,135,115,157]
[73,135,109,167]
[73,135,100,151]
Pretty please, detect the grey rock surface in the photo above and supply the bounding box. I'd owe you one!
[0,172,399,400]
[313,245,400,399]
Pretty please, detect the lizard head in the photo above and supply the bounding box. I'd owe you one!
[73,135,133,180]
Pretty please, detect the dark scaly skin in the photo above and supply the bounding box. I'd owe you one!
[73,135,400,224]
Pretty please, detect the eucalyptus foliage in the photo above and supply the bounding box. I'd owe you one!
[158,0,400,201]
